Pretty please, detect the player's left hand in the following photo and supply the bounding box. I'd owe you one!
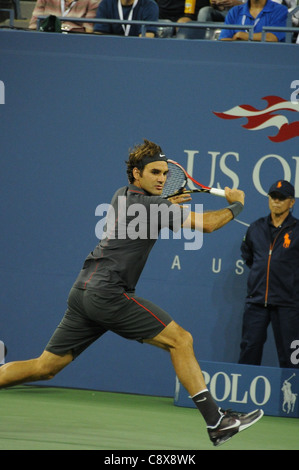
[168,192,192,205]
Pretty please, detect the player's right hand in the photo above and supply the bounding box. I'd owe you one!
[224,187,245,206]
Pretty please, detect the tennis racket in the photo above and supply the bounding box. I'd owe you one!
[162,159,226,199]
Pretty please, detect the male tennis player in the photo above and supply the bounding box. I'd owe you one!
[0,139,263,446]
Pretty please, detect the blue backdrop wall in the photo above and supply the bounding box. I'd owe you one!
[1,30,299,396]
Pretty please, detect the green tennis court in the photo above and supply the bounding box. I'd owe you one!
[0,385,298,450]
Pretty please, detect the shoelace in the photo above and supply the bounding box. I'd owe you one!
[220,408,245,418]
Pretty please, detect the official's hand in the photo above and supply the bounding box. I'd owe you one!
[233,31,249,41]
[224,187,245,206]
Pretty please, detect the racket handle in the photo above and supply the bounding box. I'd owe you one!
[209,188,226,198]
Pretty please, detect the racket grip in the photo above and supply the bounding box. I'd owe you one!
[209,188,226,198]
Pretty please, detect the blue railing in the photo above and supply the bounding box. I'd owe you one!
[36,16,299,43]
[1,11,298,43]
[0,8,14,27]
[35,17,255,39]
[261,24,298,42]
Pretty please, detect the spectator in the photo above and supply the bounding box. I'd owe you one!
[156,0,186,22]
[197,0,244,25]
[195,0,245,39]
[276,0,298,28]
[238,180,299,369]
[155,0,208,21]
[155,0,211,38]
[155,0,188,37]
[218,0,288,41]
[94,0,158,37]
[179,0,210,21]
[275,0,299,43]
[29,0,99,32]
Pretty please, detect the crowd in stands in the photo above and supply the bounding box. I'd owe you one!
[29,0,98,32]
[0,0,298,42]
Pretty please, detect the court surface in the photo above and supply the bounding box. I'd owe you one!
[0,385,298,451]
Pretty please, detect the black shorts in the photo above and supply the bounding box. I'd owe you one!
[45,287,173,359]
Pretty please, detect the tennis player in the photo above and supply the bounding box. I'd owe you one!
[0,139,263,446]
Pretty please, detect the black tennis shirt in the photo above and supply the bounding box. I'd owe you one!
[74,184,187,295]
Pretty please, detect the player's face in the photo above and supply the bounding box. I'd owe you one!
[133,161,169,195]
[268,193,295,217]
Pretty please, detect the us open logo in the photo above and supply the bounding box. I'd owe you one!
[214,94,299,143]
[0,81,4,104]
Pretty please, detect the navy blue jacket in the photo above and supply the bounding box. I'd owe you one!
[94,0,159,36]
[241,213,299,307]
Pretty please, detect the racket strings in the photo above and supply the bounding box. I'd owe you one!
[162,164,186,197]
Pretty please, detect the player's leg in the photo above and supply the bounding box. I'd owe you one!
[0,287,107,389]
[145,321,223,426]
[121,296,223,426]
[145,320,263,446]
[0,350,73,389]
[107,294,210,402]
[108,293,263,446]
[144,320,207,396]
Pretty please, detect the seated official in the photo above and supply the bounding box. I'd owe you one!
[219,0,288,42]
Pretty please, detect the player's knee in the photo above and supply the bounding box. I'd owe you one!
[175,326,194,350]
[182,329,194,349]
[35,361,58,381]
[36,352,71,381]
[42,367,58,381]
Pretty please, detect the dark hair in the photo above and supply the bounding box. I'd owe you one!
[126,139,162,183]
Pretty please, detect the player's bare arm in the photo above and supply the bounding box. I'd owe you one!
[182,187,245,232]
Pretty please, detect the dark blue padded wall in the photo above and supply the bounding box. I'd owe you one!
[1,30,299,395]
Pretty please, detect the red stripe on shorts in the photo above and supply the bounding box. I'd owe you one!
[123,293,167,327]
